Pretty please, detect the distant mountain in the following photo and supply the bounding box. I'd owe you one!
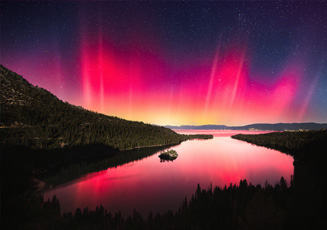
[0,65,195,150]
[165,125,229,130]
[166,123,327,131]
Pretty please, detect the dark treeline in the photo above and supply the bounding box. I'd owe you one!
[232,130,327,229]
[3,178,291,230]
[232,130,327,156]
[0,65,212,151]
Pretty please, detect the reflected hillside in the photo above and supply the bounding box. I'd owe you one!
[39,144,180,190]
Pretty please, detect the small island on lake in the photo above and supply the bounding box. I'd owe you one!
[159,149,178,162]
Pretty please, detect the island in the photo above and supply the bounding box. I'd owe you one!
[159,149,178,161]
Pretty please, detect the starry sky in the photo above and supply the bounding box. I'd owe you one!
[1,1,327,126]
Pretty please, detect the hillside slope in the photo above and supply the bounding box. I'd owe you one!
[0,65,191,150]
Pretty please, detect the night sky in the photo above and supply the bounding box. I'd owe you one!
[1,1,327,126]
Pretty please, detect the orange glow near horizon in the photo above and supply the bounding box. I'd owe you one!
[78,32,307,126]
[1,2,326,126]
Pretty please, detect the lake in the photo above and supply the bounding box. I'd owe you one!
[43,130,294,216]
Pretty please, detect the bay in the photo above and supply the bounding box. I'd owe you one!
[43,130,293,216]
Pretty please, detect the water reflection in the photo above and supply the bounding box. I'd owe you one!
[44,130,293,217]
[42,144,177,188]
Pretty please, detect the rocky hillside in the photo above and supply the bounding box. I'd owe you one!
[0,65,188,150]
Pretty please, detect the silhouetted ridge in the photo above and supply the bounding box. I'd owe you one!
[0,65,211,150]
[166,122,327,131]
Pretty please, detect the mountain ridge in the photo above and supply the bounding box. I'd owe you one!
[0,65,212,150]
[165,122,327,131]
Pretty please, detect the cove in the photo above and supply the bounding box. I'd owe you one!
[43,130,294,217]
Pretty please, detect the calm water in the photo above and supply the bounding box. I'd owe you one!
[44,130,294,216]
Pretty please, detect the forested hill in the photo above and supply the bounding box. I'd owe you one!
[0,65,207,150]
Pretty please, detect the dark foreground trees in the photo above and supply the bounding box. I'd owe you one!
[2,178,292,230]
[232,130,327,230]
